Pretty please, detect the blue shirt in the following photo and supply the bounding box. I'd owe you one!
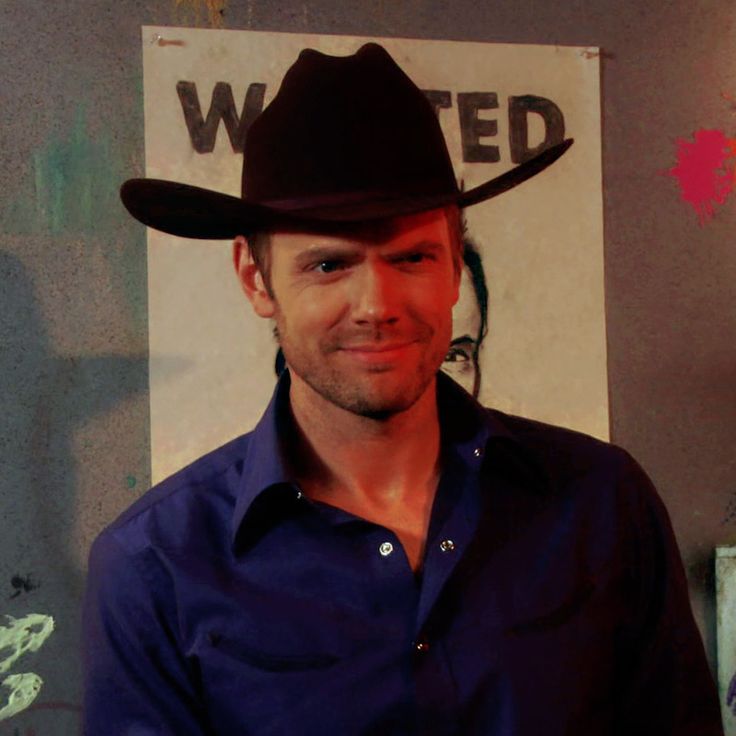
[82,371,722,735]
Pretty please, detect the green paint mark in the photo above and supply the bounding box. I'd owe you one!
[0,613,55,722]
[0,98,148,332]
[0,614,55,676]
[0,674,43,721]
[31,105,127,237]
[126,475,137,489]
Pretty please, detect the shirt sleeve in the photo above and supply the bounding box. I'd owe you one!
[613,449,723,735]
[81,529,210,736]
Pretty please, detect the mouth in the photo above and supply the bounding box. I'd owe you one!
[338,341,417,364]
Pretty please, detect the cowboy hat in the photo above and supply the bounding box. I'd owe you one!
[121,42,573,239]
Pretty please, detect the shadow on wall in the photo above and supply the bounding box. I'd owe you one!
[0,250,147,731]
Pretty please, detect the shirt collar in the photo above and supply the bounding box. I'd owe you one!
[434,372,550,492]
[230,370,297,550]
[230,370,549,551]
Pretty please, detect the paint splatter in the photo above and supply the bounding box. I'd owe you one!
[0,674,43,721]
[2,104,129,238]
[667,129,736,224]
[8,576,39,601]
[31,105,128,236]
[0,614,55,722]
[0,614,54,677]
[174,0,227,27]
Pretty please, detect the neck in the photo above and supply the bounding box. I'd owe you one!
[287,371,441,508]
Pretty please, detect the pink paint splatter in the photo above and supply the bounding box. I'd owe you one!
[667,129,736,224]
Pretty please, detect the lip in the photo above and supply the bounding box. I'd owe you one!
[339,341,416,363]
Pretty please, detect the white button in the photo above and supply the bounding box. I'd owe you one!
[379,541,394,557]
[295,490,303,500]
[473,447,483,458]
[439,539,455,552]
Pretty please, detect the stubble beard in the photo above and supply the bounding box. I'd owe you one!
[275,317,450,420]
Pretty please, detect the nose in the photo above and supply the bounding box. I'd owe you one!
[350,260,400,326]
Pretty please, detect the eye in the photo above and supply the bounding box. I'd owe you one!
[395,252,433,265]
[444,346,470,363]
[313,260,346,274]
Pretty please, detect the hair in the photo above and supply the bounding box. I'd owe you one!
[246,229,275,298]
[460,236,489,397]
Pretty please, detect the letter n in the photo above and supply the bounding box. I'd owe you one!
[176,81,267,154]
[508,95,565,164]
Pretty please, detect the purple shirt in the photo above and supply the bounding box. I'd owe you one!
[82,371,722,735]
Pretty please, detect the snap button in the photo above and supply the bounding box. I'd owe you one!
[439,539,455,552]
[379,541,394,557]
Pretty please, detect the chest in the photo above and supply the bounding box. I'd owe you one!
[175,521,623,736]
[332,496,433,572]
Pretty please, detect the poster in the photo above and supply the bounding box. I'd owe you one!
[141,27,605,483]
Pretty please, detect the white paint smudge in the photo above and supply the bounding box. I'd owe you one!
[0,614,55,675]
[0,673,43,720]
[0,614,55,722]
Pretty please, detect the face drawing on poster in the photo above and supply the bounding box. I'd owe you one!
[443,239,487,397]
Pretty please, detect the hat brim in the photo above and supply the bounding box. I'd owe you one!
[121,139,573,240]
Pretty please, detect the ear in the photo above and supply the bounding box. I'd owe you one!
[233,235,276,318]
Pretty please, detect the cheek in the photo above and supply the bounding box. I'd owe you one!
[277,289,348,335]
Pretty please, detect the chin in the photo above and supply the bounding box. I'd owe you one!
[305,370,435,419]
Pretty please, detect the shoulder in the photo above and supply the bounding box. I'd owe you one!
[485,407,631,470]
[92,431,253,559]
[481,407,657,511]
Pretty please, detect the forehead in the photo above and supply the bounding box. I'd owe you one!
[269,208,454,250]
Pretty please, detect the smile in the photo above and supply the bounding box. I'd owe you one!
[339,341,416,362]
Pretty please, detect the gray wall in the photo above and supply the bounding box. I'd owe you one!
[1,0,734,732]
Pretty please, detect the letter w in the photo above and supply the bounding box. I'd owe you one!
[176,81,266,154]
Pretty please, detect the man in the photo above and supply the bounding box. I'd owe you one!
[273,235,488,396]
[83,43,722,734]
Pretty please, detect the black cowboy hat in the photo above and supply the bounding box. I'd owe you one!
[121,42,573,239]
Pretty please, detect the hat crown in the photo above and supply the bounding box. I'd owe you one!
[243,43,458,206]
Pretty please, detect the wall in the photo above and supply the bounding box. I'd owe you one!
[1,0,735,732]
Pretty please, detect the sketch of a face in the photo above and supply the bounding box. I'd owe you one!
[441,242,488,397]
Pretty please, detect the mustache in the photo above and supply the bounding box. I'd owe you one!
[322,325,434,352]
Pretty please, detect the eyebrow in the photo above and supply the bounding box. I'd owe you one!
[450,334,474,346]
[293,239,445,269]
[395,240,443,255]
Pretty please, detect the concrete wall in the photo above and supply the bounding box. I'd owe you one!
[1,1,735,732]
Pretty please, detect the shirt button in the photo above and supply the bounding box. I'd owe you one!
[415,639,430,653]
[379,541,394,557]
[295,490,303,500]
[439,539,455,552]
[473,447,483,458]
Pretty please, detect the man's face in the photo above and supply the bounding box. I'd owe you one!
[240,208,460,418]
[442,265,482,396]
